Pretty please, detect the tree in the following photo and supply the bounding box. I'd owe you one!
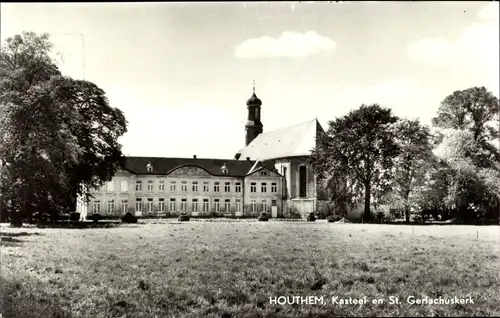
[433,86,499,164]
[0,31,127,226]
[311,104,399,221]
[392,119,434,223]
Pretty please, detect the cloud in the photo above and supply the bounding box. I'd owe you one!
[234,31,336,59]
[407,3,499,95]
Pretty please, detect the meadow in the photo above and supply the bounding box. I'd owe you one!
[1,220,499,317]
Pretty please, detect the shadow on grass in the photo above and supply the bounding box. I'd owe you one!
[1,232,41,237]
[0,279,70,318]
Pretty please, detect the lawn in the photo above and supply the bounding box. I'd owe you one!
[1,221,499,317]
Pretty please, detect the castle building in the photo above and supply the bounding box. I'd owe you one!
[77,85,326,219]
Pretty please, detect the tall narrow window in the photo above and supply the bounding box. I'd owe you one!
[299,165,307,198]
[181,181,188,192]
[93,200,100,214]
[148,180,154,192]
[159,198,165,212]
[214,199,220,212]
[224,199,231,213]
[192,181,198,192]
[203,199,209,212]
[169,198,176,212]
[135,198,142,212]
[147,198,153,212]
[180,199,187,211]
[121,180,128,192]
[261,182,267,193]
[250,200,257,213]
[107,200,115,214]
[203,182,209,192]
[214,182,220,192]
[261,200,267,213]
[271,182,277,193]
[136,181,142,191]
[159,181,165,191]
[121,200,128,214]
[235,199,241,212]
[170,181,176,192]
[224,182,230,192]
[192,199,198,212]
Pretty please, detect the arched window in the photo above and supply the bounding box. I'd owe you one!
[299,165,307,198]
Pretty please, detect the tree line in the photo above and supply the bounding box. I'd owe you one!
[0,32,127,226]
[310,87,500,224]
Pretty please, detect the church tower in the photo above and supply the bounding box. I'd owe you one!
[245,81,263,146]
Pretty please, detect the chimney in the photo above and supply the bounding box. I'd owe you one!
[193,155,197,159]
[246,157,250,161]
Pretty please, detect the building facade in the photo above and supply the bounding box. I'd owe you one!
[78,157,285,219]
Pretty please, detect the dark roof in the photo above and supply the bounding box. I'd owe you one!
[246,92,262,106]
[122,156,271,177]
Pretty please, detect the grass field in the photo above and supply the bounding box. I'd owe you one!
[1,221,499,317]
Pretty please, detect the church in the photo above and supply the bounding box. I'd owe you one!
[76,87,327,219]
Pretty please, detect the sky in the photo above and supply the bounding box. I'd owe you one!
[1,1,499,159]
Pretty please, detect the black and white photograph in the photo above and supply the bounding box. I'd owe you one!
[0,1,499,317]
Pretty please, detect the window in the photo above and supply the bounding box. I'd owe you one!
[299,165,307,198]
[147,166,153,172]
[169,198,176,212]
[159,181,165,191]
[107,181,114,192]
[180,199,187,211]
[261,182,267,193]
[159,198,165,212]
[192,181,198,192]
[135,198,143,212]
[148,180,154,192]
[261,200,267,213]
[224,182,230,192]
[214,199,220,212]
[255,107,258,118]
[170,181,176,192]
[107,200,115,214]
[224,199,231,213]
[260,171,269,176]
[93,200,100,214]
[235,199,241,212]
[121,180,128,192]
[235,182,242,192]
[250,200,257,213]
[213,182,220,192]
[250,182,256,193]
[203,182,209,192]
[147,198,153,212]
[121,200,128,214]
[181,181,188,192]
[271,182,277,193]
[192,199,198,212]
[136,181,142,191]
[203,199,209,212]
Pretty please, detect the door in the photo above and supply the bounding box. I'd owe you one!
[271,206,278,218]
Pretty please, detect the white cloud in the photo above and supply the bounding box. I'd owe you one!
[407,4,499,96]
[234,31,336,59]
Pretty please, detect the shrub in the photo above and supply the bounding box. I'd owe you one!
[327,214,342,223]
[258,212,268,221]
[307,212,316,222]
[90,214,102,223]
[178,211,190,222]
[69,212,81,221]
[121,212,138,223]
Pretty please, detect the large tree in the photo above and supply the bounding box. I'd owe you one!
[392,119,434,223]
[311,104,399,221]
[0,31,127,226]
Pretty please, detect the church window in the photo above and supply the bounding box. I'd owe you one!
[299,165,307,198]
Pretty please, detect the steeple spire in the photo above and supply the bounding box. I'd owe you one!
[253,79,255,94]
